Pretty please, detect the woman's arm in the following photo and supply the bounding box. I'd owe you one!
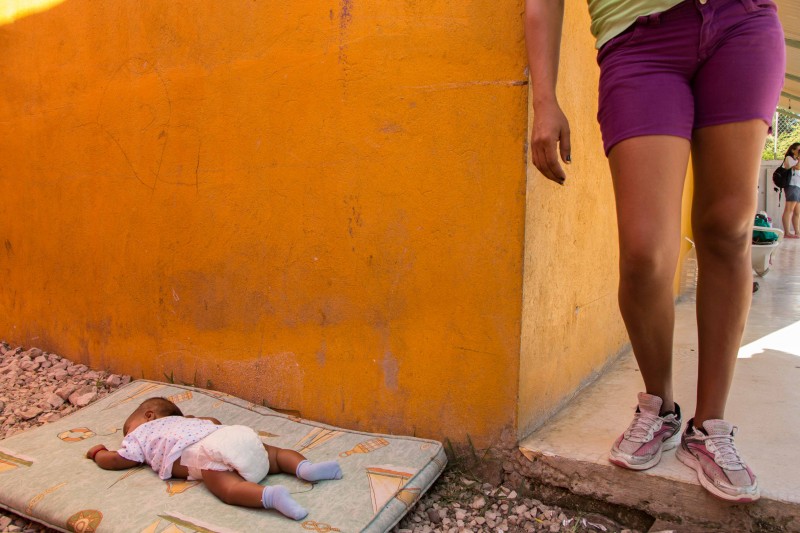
[86,445,141,470]
[525,0,571,184]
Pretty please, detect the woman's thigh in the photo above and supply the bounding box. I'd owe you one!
[607,135,690,265]
[691,121,766,241]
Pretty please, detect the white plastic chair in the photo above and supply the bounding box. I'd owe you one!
[752,226,784,276]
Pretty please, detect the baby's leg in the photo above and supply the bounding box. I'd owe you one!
[201,470,262,507]
[264,444,305,475]
[264,444,343,481]
[171,460,190,479]
[201,469,307,520]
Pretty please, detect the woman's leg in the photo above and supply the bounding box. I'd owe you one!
[608,135,691,413]
[690,120,765,426]
[792,201,800,235]
[781,201,797,236]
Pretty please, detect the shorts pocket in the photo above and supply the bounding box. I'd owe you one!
[597,19,645,64]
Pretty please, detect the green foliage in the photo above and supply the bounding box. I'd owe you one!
[763,110,800,160]
[161,369,205,387]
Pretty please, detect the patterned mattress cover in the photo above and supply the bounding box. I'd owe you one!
[0,380,447,533]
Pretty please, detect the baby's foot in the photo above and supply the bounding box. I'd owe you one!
[296,459,343,481]
[261,485,308,520]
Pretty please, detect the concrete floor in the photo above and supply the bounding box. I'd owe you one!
[520,238,800,532]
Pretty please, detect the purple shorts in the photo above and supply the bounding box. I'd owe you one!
[597,0,785,155]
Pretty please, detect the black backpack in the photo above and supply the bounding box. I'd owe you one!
[773,164,792,190]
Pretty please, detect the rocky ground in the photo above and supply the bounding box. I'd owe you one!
[0,343,131,532]
[0,342,651,533]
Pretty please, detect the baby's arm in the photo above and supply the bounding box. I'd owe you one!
[86,444,141,470]
[184,414,222,425]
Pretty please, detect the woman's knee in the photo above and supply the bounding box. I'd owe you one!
[693,216,752,259]
[618,246,675,285]
[696,194,755,236]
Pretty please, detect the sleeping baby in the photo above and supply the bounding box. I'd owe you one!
[86,397,342,520]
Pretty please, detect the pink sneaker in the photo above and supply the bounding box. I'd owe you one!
[609,393,682,470]
[676,418,759,502]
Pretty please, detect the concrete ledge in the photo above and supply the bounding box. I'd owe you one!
[519,447,799,532]
[519,240,800,532]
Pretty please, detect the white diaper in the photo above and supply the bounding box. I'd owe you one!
[180,425,269,482]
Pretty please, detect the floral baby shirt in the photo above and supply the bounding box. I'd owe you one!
[117,416,219,479]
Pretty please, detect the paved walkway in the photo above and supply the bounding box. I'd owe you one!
[519,238,800,532]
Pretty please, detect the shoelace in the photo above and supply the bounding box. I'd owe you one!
[698,429,745,470]
[623,411,662,442]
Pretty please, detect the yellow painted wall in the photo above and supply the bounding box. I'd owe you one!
[676,166,696,296]
[518,3,695,437]
[0,0,529,445]
[518,2,627,438]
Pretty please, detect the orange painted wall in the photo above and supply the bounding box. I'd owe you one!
[0,1,529,444]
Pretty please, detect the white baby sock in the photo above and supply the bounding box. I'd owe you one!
[261,485,308,520]
[296,459,343,481]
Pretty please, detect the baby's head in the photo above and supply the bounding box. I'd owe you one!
[123,397,183,435]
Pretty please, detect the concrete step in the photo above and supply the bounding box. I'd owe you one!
[519,239,800,532]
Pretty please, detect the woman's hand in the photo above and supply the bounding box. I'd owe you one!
[531,101,571,185]
[525,0,569,184]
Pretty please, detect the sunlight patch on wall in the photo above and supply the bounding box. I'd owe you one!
[1,0,65,25]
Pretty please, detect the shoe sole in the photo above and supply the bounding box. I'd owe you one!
[675,446,760,503]
[609,432,680,471]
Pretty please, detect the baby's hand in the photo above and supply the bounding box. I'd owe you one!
[86,444,107,461]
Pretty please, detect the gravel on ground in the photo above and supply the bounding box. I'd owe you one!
[0,342,646,533]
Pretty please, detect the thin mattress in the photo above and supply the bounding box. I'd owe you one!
[0,380,447,532]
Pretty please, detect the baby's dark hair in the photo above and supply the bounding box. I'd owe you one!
[137,397,183,417]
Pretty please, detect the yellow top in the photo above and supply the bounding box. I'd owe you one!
[588,0,684,49]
